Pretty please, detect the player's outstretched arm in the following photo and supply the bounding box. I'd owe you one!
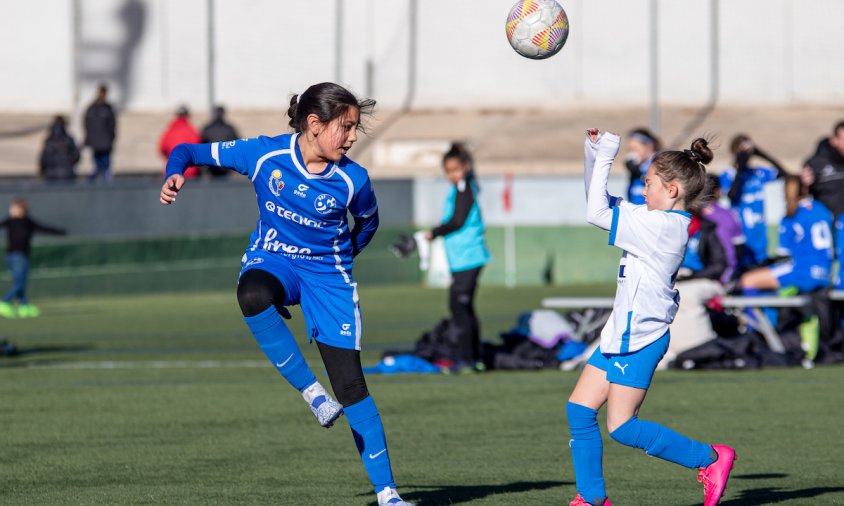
[583,128,601,198]
[585,132,621,230]
[160,174,185,205]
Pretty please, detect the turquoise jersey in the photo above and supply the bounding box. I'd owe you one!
[440,180,491,272]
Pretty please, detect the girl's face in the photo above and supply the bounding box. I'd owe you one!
[443,157,469,185]
[643,171,680,211]
[312,107,360,162]
[9,203,25,218]
[626,139,655,164]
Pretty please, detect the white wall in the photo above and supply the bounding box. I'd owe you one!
[1,0,843,112]
[0,2,74,110]
[413,175,785,226]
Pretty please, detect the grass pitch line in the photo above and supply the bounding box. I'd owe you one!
[26,359,268,370]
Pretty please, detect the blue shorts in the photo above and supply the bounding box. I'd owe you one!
[240,249,362,351]
[587,331,670,389]
[771,262,829,293]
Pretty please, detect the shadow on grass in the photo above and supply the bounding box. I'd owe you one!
[714,486,844,506]
[375,480,568,505]
[0,344,92,365]
[733,473,789,480]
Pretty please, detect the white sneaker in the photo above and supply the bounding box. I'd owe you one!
[302,382,343,428]
[377,486,413,506]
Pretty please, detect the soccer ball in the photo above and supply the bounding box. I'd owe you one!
[505,0,569,60]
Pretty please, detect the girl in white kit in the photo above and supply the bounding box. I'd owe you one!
[565,129,736,506]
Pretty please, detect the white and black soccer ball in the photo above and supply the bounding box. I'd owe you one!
[505,0,569,60]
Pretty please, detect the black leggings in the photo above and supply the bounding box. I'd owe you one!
[236,268,369,406]
[450,266,482,364]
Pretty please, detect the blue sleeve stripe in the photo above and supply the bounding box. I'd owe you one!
[608,206,620,245]
[609,196,621,207]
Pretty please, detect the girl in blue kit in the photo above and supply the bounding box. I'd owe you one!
[159,82,412,506]
[565,129,736,506]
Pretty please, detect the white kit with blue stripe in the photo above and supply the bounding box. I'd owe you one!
[605,202,689,354]
[584,132,689,355]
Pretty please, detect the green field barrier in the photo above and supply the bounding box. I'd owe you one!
[2,225,782,298]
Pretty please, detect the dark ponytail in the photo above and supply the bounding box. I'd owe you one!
[651,137,714,213]
[287,82,375,133]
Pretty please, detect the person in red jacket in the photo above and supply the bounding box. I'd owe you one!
[159,105,201,178]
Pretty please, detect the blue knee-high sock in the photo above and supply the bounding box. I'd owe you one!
[567,402,606,503]
[244,307,316,392]
[344,395,396,492]
[610,416,714,469]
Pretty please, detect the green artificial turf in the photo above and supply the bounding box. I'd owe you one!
[2,285,843,505]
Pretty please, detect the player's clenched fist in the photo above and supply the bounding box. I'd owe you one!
[160,174,185,204]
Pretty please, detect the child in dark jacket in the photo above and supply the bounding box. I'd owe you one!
[0,198,66,318]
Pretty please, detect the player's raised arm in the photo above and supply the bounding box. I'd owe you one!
[585,132,620,230]
[583,128,600,197]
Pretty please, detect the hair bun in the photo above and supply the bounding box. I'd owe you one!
[688,138,714,165]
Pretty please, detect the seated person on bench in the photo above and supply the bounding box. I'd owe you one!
[740,175,834,296]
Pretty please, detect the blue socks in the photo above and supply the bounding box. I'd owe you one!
[245,308,397,493]
[567,401,715,502]
[244,307,316,392]
[610,416,714,469]
[345,395,396,492]
[567,402,606,503]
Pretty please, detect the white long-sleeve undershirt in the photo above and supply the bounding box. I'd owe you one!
[585,133,621,231]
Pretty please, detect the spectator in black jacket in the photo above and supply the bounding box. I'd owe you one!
[39,116,80,182]
[200,106,241,178]
[0,199,66,319]
[84,83,117,183]
[802,120,844,218]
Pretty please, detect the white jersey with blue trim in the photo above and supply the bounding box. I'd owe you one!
[209,133,377,275]
[603,201,691,354]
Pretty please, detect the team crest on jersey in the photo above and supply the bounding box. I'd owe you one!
[314,193,338,215]
[269,169,284,196]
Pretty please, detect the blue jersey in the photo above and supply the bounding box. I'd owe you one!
[720,165,778,264]
[166,133,379,277]
[627,157,651,206]
[778,199,834,282]
[681,230,704,271]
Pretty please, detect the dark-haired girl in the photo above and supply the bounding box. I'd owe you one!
[160,82,412,506]
[564,129,736,506]
[423,143,490,372]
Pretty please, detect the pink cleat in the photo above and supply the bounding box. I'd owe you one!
[569,494,612,506]
[697,444,737,506]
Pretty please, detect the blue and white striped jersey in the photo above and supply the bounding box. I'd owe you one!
[166,133,378,277]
